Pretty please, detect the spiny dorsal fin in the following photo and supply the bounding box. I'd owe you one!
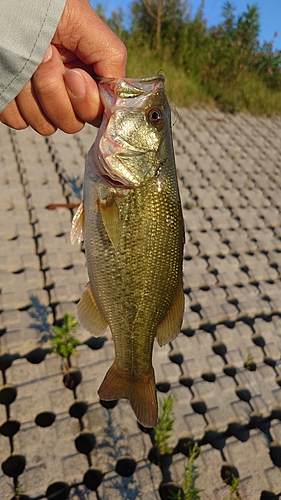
[156,278,184,347]
[77,283,108,336]
[70,202,84,244]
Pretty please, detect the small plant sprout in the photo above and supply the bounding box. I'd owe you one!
[224,474,241,500]
[185,201,195,210]
[154,395,175,455]
[182,442,201,500]
[244,352,256,371]
[169,442,201,500]
[13,483,25,500]
[51,312,81,367]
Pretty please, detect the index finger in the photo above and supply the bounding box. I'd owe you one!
[54,0,127,78]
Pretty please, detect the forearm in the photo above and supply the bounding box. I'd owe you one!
[0,0,66,112]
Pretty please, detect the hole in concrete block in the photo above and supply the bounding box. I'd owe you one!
[115,456,136,477]
[46,481,69,500]
[35,411,56,428]
[2,454,26,477]
[83,467,104,491]
[0,419,20,437]
[75,430,96,455]
[0,384,17,405]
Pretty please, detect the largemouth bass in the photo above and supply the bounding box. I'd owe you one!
[71,75,184,427]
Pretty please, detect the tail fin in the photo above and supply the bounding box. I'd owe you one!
[98,361,158,428]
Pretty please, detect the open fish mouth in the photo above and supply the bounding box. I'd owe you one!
[89,75,168,188]
[96,74,165,99]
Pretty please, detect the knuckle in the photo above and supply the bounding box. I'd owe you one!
[112,39,127,64]
[40,125,57,137]
[33,120,57,136]
[0,109,27,130]
[60,119,84,135]
[33,72,59,96]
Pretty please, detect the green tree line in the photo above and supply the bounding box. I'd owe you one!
[96,1,281,114]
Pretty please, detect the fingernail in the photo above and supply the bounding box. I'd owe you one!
[64,70,86,99]
[42,44,53,63]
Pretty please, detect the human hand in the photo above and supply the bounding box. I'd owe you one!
[0,0,127,135]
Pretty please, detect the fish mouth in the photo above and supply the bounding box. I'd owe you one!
[96,75,165,99]
[89,75,167,189]
[99,174,126,189]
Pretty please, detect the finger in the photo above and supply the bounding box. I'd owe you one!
[32,45,84,134]
[0,100,28,130]
[54,0,127,78]
[64,69,103,126]
[15,80,57,136]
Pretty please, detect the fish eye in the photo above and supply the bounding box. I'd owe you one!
[147,108,164,127]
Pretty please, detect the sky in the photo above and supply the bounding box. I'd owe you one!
[90,0,281,50]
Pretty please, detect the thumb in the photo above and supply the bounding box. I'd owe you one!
[54,0,127,78]
[64,68,103,126]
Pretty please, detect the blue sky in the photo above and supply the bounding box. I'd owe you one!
[90,0,281,50]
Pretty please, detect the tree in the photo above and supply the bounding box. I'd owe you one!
[107,8,125,38]
[140,0,188,50]
[236,4,260,51]
[95,3,107,23]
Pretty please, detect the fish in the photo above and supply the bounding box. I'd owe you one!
[71,75,184,427]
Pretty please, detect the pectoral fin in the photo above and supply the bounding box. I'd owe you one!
[70,202,84,244]
[156,279,184,347]
[77,283,108,336]
[98,196,121,248]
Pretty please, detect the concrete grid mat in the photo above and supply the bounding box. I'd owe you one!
[0,107,281,499]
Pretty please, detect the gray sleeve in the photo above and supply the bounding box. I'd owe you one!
[0,0,67,112]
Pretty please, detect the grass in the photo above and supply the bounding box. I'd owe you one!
[105,0,281,116]
[126,44,281,115]
[126,46,214,110]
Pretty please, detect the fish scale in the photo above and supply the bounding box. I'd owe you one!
[71,75,184,427]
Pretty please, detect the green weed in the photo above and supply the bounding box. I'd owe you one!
[224,474,241,500]
[51,312,81,362]
[182,443,202,500]
[168,442,201,500]
[244,352,257,371]
[154,395,175,455]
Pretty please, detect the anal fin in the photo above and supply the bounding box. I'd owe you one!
[156,278,184,347]
[77,283,108,336]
